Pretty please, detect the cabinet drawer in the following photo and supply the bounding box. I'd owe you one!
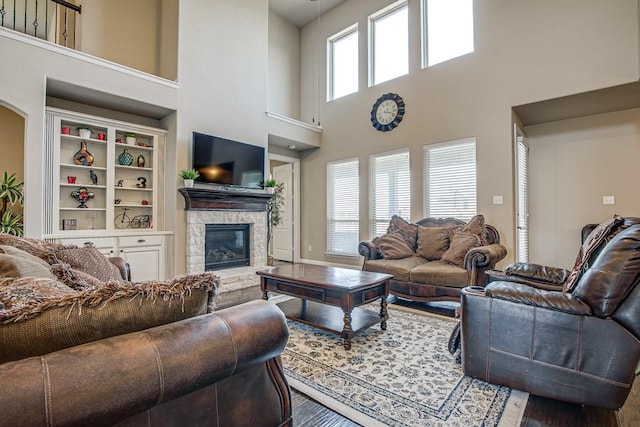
[119,235,164,247]
[60,237,117,248]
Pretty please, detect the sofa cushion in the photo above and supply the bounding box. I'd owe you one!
[408,260,469,288]
[441,232,482,268]
[363,256,427,282]
[387,215,418,251]
[372,232,413,259]
[51,245,124,282]
[0,246,56,279]
[416,226,450,260]
[0,272,218,363]
[563,214,624,292]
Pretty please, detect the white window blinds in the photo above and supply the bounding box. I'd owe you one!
[327,158,360,256]
[516,136,529,262]
[369,150,411,238]
[423,138,476,221]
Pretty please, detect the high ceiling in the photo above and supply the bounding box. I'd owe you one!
[269,0,345,28]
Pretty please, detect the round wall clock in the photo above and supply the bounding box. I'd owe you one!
[370,93,405,132]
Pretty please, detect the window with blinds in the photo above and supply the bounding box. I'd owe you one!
[516,136,529,262]
[423,138,476,221]
[369,150,411,238]
[327,158,360,256]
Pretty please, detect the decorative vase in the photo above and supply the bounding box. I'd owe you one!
[125,136,136,145]
[78,129,91,139]
[137,154,145,167]
[266,187,275,194]
[61,127,71,135]
[118,149,134,166]
[70,187,95,208]
[184,179,194,188]
[73,141,94,166]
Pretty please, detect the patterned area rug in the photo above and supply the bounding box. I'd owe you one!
[282,303,527,427]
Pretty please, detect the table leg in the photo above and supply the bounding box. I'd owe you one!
[380,294,388,330]
[342,311,353,351]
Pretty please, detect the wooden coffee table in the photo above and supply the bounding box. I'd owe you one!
[257,264,392,350]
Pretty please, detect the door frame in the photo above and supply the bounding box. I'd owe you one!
[268,153,301,263]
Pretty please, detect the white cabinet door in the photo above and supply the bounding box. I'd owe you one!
[118,235,165,281]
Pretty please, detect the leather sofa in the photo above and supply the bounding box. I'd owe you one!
[359,217,507,303]
[460,217,640,409]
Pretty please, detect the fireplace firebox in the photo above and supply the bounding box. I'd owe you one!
[205,224,250,270]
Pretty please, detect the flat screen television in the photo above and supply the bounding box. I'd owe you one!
[192,132,265,189]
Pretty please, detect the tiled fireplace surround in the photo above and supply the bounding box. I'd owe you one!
[180,188,271,308]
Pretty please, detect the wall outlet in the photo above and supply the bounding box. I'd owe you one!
[308,245,312,252]
[603,195,615,205]
[493,195,504,205]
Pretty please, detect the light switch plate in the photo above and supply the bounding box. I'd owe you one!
[493,195,504,205]
[603,196,615,205]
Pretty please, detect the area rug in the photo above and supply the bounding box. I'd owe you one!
[282,303,528,427]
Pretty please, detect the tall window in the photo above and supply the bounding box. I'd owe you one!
[423,0,474,67]
[328,24,359,101]
[423,138,476,220]
[516,134,529,262]
[370,1,408,86]
[370,150,411,237]
[327,159,360,256]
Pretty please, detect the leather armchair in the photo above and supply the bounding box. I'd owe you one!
[460,222,640,409]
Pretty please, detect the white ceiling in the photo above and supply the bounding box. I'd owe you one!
[270,0,345,28]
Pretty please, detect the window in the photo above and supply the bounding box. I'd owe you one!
[327,158,360,256]
[328,25,359,101]
[423,138,476,220]
[516,134,529,262]
[423,0,474,67]
[370,1,408,86]
[369,150,411,238]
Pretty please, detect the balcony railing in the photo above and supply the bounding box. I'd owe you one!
[0,0,80,49]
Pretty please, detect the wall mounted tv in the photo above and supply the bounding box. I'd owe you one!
[192,132,265,189]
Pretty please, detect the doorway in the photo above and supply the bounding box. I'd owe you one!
[268,153,300,263]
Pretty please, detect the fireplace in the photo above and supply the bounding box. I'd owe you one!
[205,224,250,270]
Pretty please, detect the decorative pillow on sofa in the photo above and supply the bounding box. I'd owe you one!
[416,226,451,260]
[387,215,418,251]
[458,214,488,245]
[50,245,124,282]
[0,245,56,279]
[372,232,414,260]
[563,214,624,292]
[50,262,104,291]
[0,272,219,363]
[0,234,70,261]
[441,232,482,268]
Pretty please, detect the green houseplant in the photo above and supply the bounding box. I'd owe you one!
[0,172,24,236]
[263,178,277,194]
[266,182,284,263]
[180,168,200,188]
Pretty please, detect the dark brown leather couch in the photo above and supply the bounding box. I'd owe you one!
[0,299,292,427]
[460,221,640,409]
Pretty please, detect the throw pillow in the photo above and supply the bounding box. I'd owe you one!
[0,246,56,279]
[0,234,71,261]
[563,214,624,292]
[387,215,418,251]
[416,226,451,260]
[372,232,414,260]
[0,272,219,363]
[459,214,488,245]
[441,231,482,268]
[50,263,104,291]
[50,245,124,282]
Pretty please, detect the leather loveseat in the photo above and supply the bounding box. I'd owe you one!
[0,234,292,426]
[359,216,507,303]
[460,216,640,409]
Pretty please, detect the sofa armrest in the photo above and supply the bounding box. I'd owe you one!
[109,256,131,281]
[504,262,569,286]
[465,243,507,269]
[485,282,592,315]
[0,300,289,427]
[358,240,381,261]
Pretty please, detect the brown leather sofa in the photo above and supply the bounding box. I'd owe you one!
[460,219,640,409]
[359,217,507,303]
[0,299,292,427]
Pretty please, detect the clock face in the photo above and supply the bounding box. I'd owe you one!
[370,93,405,132]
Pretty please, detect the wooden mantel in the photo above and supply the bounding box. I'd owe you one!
[178,187,272,211]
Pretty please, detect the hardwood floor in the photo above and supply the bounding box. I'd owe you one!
[289,298,640,427]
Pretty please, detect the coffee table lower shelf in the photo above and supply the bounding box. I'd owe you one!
[277,298,385,348]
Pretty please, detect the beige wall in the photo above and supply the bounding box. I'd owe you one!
[0,106,25,216]
[298,0,640,266]
[268,11,301,119]
[526,108,640,269]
